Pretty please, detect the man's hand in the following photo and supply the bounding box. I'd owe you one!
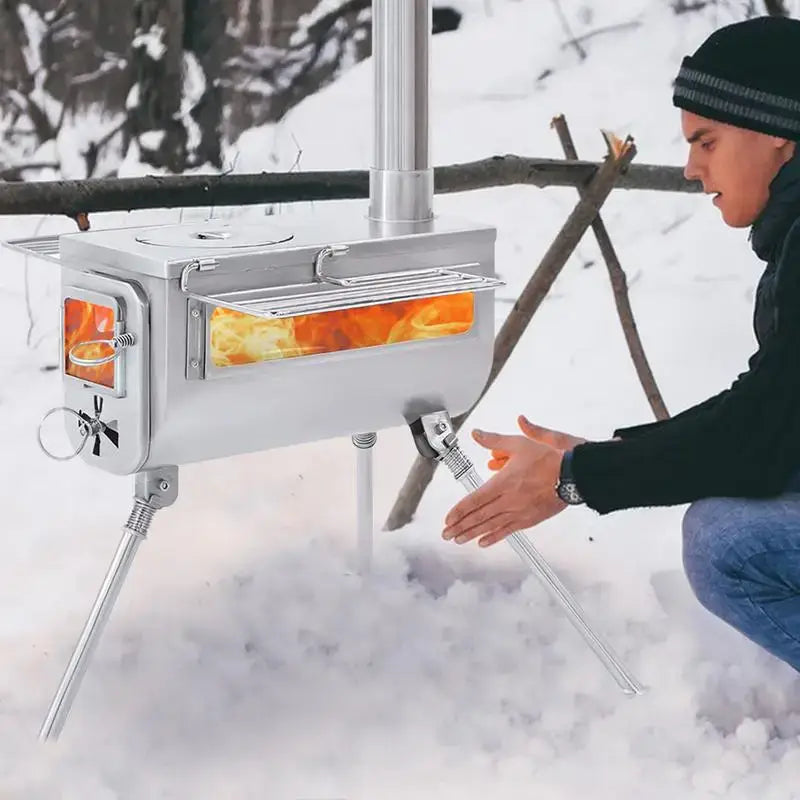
[442,417,575,548]
[488,415,587,471]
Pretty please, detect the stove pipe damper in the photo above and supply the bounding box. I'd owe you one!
[35,0,645,742]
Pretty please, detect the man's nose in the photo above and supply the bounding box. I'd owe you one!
[684,155,701,182]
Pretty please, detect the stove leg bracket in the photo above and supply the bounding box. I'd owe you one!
[409,410,646,697]
[39,466,179,742]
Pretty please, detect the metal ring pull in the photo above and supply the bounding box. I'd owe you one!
[37,407,97,461]
[68,332,136,368]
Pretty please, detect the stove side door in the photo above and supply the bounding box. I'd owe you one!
[60,271,150,475]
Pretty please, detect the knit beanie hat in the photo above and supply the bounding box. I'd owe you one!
[673,16,800,141]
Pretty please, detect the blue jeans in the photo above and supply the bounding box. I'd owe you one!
[682,471,800,672]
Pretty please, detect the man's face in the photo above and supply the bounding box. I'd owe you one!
[681,110,795,227]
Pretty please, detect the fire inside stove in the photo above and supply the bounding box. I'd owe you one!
[209,292,475,366]
[63,298,115,388]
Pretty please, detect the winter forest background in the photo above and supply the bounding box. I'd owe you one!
[0,0,464,179]
[0,0,790,182]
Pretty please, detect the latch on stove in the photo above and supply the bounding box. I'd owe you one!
[38,394,120,461]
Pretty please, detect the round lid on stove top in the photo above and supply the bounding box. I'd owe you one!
[134,222,294,249]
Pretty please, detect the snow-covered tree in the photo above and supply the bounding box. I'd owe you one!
[126,0,226,172]
[0,0,127,177]
[223,0,371,127]
[0,0,464,177]
[223,1,462,131]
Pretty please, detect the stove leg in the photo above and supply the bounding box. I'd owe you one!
[408,411,646,697]
[352,433,377,575]
[39,466,178,741]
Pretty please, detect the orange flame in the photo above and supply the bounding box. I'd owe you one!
[64,298,115,388]
[210,293,475,367]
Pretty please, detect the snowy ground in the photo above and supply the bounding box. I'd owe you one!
[2,1,800,798]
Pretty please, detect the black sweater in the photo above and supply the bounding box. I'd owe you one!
[571,153,800,514]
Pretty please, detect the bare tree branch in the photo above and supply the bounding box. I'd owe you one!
[23,215,48,349]
[70,61,127,87]
[550,0,586,59]
[552,114,669,421]
[44,0,72,26]
[0,156,698,217]
[0,161,60,180]
[559,20,642,50]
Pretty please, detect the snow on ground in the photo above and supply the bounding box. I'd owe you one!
[1,1,800,798]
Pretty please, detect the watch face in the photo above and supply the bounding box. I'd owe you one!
[558,482,583,505]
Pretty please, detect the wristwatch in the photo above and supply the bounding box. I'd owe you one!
[555,450,585,505]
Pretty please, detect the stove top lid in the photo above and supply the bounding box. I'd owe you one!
[44,209,495,280]
[134,222,295,249]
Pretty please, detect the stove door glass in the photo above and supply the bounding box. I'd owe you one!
[63,297,117,389]
[209,292,475,368]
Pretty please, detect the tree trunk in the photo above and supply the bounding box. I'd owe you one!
[0,1,34,96]
[184,0,226,169]
[130,0,187,172]
[0,0,56,144]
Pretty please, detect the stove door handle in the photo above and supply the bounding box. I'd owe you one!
[68,332,137,368]
[313,244,351,284]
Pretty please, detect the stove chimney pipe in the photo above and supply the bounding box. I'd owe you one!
[369,0,433,223]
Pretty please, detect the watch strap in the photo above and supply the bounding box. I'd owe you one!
[556,450,585,505]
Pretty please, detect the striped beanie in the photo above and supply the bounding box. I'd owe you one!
[673,16,800,141]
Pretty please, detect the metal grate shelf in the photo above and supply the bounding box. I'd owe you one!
[182,261,504,319]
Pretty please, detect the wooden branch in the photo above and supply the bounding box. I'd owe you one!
[0,156,697,217]
[71,60,127,87]
[384,136,638,531]
[550,0,586,60]
[559,20,641,50]
[0,161,60,180]
[94,118,128,151]
[439,158,689,193]
[552,114,669,421]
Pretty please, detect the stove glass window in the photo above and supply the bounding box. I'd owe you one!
[64,297,116,388]
[210,292,475,367]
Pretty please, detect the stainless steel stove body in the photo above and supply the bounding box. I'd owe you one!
[37,214,499,472]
